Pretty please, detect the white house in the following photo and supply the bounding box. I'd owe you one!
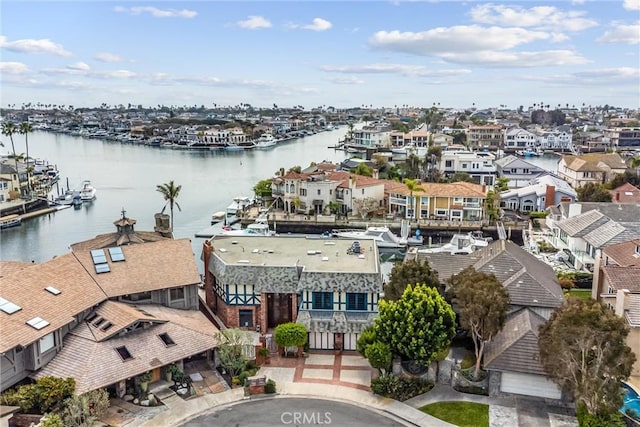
[504,128,537,150]
[439,149,496,186]
[500,175,576,212]
[557,153,627,188]
[494,155,548,188]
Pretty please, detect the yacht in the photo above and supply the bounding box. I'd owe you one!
[80,180,97,201]
[417,232,492,255]
[331,226,422,249]
[0,214,22,230]
[254,134,277,149]
[217,217,275,237]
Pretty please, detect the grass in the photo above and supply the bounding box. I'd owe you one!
[567,289,592,301]
[421,402,489,427]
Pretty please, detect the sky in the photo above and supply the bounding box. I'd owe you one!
[1,1,639,110]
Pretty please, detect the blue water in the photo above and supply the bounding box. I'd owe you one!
[622,383,640,418]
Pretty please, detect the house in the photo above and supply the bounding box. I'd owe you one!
[0,161,23,200]
[609,183,640,204]
[503,128,537,151]
[201,235,383,351]
[0,215,218,396]
[494,155,548,188]
[591,238,640,387]
[557,153,627,188]
[466,124,504,150]
[534,129,573,150]
[439,149,497,186]
[603,127,640,149]
[500,175,576,212]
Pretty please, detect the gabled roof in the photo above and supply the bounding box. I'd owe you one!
[557,210,640,247]
[82,301,165,342]
[609,183,640,204]
[385,181,486,198]
[560,153,627,172]
[484,308,547,375]
[602,267,640,293]
[556,210,607,236]
[34,304,220,394]
[602,238,640,266]
[626,294,640,328]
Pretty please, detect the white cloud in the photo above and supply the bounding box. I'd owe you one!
[291,18,332,31]
[439,50,590,67]
[522,67,639,85]
[237,16,272,30]
[328,76,365,85]
[94,52,123,63]
[94,70,137,79]
[597,21,640,44]
[623,0,640,11]
[469,4,598,32]
[369,26,553,55]
[0,62,29,74]
[321,63,471,77]
[114,6,197,18]
[0,35,72,56]
[68,62,90,71]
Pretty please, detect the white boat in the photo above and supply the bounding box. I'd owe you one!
[331,226,422,249]
[80,180,97,201]
[0,214,22,230]
[217,217,275,237]
[55,190,75,205]
[417,232,492,255]
[254,134,277,149]
[226,196,253,218]
[211,211,226,225]
[224,143,244,152]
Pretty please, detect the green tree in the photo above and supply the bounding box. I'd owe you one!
[356,325,376,356]
[495,177,509,192]
[384,259,439,301]
[351,162,373,177]
[452,132,467,145]
[450,172,474,183]
[576,183,612,202]
[449,267,510,380]
[274,322,308,348]
[253,179,272,198]
[538,298,636,417]
[156,180,182,230]
[19,122,33,194]
[606,171,640,189]
[62,389,110,427]
[375,284,456,367]
[484,190,499,222]
[1,121,20,194]
[365,342,392,374]
[215,329,250,377]
[287,165,302,174]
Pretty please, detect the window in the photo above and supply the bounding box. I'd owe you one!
[170,287,185,301]
[40,333,55,354]
[115,346,133,361]
[445,160,453,168]
[122,291,151,302]
[523,168,529,174]
[158,332,176,346]
[636,245,640,256]
[300,188,307,196]
[312,292,333,310]
[453,197,463,204]
[239,310,253,328]
[462,163,468,168]
[317,189,321,195]
[346,293,367,311]
[435,209,448,216]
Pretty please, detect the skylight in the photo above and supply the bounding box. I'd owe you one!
[115,346,133,361]
[108,247,125,262]
[26,317,50,330]
[100,322,113,332]
[95,263,111,274]
[158,332,176,346]
[91,249,107,264]
[44,286,61,295]
[0,297,22,315]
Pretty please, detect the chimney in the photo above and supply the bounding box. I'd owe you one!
[154,213,172,238]
[614,289,630,317]
[544,185,556,209]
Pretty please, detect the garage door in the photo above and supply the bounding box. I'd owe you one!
[308,332,334,350]
[501,372,562,400]
[343,333,360,351]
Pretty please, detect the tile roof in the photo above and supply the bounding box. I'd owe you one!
[625,294,640,328]
[484,308,547,375]
[582,220,636,248]
[609,183,640,204]
[385,181,486,197]
[0,254,106,353]
[34,304,220,394]
[84,301,164,342]
[561,153,627,172]
[73,239,201,298]
[602,238,640,266]
[556,210,606,236]
[410,251,481,282]
[602,267,640,293]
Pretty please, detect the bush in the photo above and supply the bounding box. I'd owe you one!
[460,353,476,370]
[364,342,392,373]
[238,372,249,387]
[265,379,276,394]
[529,211,549,219]
[576,403,626,427]
[1,377,76,414]
[40,413,64,427]
[452,384,489,396]
[371,374,433,401]
[356,325,376,356]
[274,323,308,348]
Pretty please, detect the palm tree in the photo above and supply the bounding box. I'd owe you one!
[404,178,424,219]
[630,156,640,178]
[156,180,182,231]
[19,122,33,194]
[1,121,21,195]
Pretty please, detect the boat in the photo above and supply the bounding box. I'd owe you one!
[72,193,82,209]
[55,190,75,205]
[226,196,253,219]
[217,217,275,237]
[516,148,542,157]
[80,180,97,201]
[331,226,422,249]
[0,214,22,230]
[417,231,492,255]
[224,142,244,152]
[211,211,226,225]
[254,133,278,149]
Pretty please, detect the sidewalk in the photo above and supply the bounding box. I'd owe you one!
[139,382,454,427]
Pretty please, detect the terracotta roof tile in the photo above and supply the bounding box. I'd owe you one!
[602,266,640,293]
[602,238,640,266]
[609,183,640,204]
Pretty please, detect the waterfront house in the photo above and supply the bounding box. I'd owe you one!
[466,124,504,150]
[603,127,640,149]
[201,235,383,351]
[500,175,576,212]
[0,217,219,396]
[591,238,640,387]
[503,128,537,151]
[494,155,548,188]
[557,153,627,188]
[439,148,497,186]
[534,129,572,150]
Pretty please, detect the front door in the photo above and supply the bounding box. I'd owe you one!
[267,294,292,328]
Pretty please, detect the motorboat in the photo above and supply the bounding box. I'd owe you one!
[226,196,253,219]
[55,190,75,205]
[217,217,275,236]
[211,211,226,225]
[0,214,22,230]
[331,226,422,249]
[516,148,542,157]
[72,193,82,209]
[417,232,492,255]
[80,180,97,201]
[254,133,277,149]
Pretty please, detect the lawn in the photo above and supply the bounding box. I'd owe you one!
[420,402,489,427]
[567,289,591,301]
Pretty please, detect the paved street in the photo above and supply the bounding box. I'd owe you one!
[183,397,405,427]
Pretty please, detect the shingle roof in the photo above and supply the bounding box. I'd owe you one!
[626,294,640,327]
[34,304,220,394]
[484,308,547,375]
[70,230,169,252]
[84,301,163,342]
[602,238,640,266]
[411,251,481,283]
[561,153,627,172]
[0,261,34,277]
[557,210,606,236]
[386,181,486,197]
[609,183,640,204]
[602,267,640,293]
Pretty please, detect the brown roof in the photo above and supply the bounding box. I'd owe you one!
[561,153,627,172]
[0,254,106,353]
[70,230,169,252]
[385,180,486,197]
[83,301,163,342]
[34,304,219,394]
[602,238,640,267]
[73,239,201,298]
[609,183,640,204]
[352,175,383,188]
[602,266,640,293]
[281,172,309,180]
[0,261,35,276]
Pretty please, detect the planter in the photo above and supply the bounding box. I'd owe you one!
[140,381,149,393]
[165,372,173,383]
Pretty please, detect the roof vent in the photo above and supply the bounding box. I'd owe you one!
[45,286,61,295]
[324,241,336,246]
[238,260,250,263]
[322,256,329,261]
[0,297,21,314]
[219,248,227,252]
[231,241,238,245]
[252,249,260,253]
[358,254,365,259]
[267,249,274,254]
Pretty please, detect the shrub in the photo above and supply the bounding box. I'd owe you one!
[2,377,76,414]
[274,323,308,348]
[529,211,549,219]
[356,325,376,356]
[576,403,626,427]
[238,372,249,387]
[452,384,489,396]
[258,347,269,358]
[62,389,110,427]
[371,374,433,401]
[460,353,476,370]
[40,413,64,427]
[365,342,392,373]
[265,379,276,394]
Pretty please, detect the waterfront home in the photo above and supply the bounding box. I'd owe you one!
[466,124,504,150]
[591,237,640,388]
[534,128,573,151]
[439,148,497,186]
[499,175,576,212]
[351,124,391,149]
[603,127,640,149]
[503,128,537,151]
[0,216,219,395]
[494,155,548,188]
[0,163,19,201]
[557,152,627,188]
[201,235,383,351]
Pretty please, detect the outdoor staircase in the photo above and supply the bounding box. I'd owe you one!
[148,380,181,408]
